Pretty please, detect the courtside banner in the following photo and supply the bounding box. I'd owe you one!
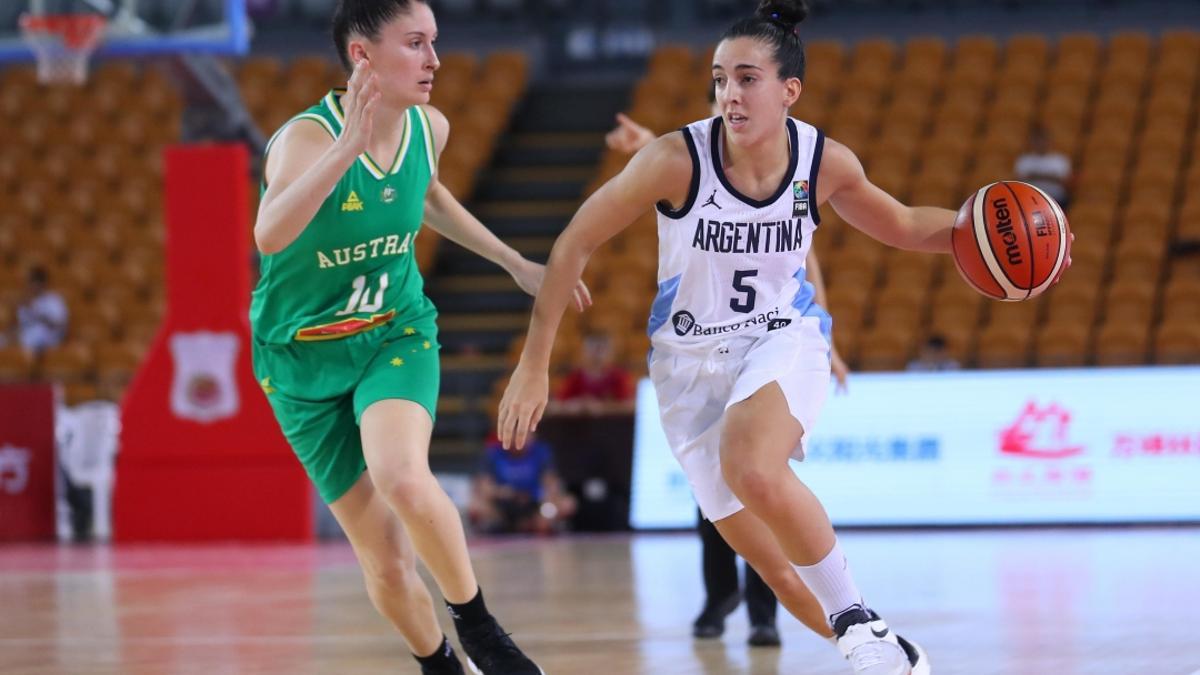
[631,366,1200,528]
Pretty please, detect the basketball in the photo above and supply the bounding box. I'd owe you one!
[951,180,1071,301]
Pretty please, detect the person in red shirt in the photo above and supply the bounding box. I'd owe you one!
[552,332,635,415]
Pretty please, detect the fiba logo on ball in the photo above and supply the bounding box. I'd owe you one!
[671,310,696,336]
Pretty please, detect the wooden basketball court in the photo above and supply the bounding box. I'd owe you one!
[2,527,1197,674]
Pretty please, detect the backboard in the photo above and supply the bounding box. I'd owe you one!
[0,0,249,63]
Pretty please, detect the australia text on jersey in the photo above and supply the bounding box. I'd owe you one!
[316,233,413,269]
[692,218,805,254]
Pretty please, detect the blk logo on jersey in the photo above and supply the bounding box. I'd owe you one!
[672,310,696,336]
[767,318,792,331]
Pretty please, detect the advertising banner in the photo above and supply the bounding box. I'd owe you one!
[631,367,1200,528]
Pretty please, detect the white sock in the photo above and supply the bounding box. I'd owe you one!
[792,540,864,627]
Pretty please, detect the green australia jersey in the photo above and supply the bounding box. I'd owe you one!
[250,91,439,345]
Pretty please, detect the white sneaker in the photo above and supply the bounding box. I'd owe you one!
[833,607,930,675]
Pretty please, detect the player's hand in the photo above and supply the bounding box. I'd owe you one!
[337,60,380,157]
[831,347,850,393]
[604,113,656,154]
[498,361,549,450]
[510,258,592,312]
[1051,231,1075,286]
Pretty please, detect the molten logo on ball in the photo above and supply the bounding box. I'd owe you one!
[991,197,1022,267]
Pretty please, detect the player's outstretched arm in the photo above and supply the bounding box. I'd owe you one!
[255,61,381,254]
[498,133,693,450]
[420,104,591,310]
[820,138,955,255]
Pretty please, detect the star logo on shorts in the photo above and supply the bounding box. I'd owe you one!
[390,357,404,367]
[403,327,416,336]
[423,340,431,350]
[259,377,276,394]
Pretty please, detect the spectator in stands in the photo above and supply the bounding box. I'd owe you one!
[16,266,68,359]
[468,433,576,534]
[1014,126,1073,210]
[551,331,636,415]
[906,334,960,372]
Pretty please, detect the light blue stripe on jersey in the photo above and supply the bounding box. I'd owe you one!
[647,274,682,337]
[791,266,833,345]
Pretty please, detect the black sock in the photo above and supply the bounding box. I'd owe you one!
[447,587,490,629]
[413,635,457,667]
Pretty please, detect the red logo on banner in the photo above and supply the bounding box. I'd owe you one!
[999,401,1084,459]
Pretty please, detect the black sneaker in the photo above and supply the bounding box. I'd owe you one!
[748,624,781,647]
[692,591,741,639]
[457,617,544,675]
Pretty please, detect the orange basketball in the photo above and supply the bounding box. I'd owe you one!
[951,181,1071,301]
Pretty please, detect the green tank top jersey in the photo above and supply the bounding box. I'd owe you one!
[250,90,439,345]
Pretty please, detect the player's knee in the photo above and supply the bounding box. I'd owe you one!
[362,554,421,595]
[377,471,440,516]
[721,459,777,501]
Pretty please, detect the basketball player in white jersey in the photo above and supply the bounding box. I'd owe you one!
[496,0,1023,671]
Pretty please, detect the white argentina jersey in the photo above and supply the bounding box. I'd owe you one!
[648,116,832,350]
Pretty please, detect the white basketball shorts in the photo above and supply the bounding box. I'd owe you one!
[647,316,832,522]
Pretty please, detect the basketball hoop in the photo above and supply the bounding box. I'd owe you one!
[19,13,107,85]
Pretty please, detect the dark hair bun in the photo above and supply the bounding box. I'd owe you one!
[755,0,809,29]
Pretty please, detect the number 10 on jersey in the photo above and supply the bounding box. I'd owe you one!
[336,273,389,316]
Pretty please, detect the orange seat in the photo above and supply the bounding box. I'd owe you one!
[94,340,145,383]
[1041,278,1100,327]
[0,346,34,381]
[1102,280,1157,324]
[1093,321,1150,366]
[39,342,94,381]
[1162,278,1200,319]
[857,325,917,372]
[975,323,1032,369]
[1153,320,1200,364]
[1034,322,1090,367]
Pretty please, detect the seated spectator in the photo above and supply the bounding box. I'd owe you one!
[551,332,635,416]
[468,433,576,535]
[907,334,961,372]
[16,266,68,358]
[1014,126,1073,210]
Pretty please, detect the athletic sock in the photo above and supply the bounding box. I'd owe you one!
[413,635,457,667]
[447,587,490,630]
[792,540,865,627]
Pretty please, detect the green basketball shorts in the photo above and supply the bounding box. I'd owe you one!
[252,318,440,503]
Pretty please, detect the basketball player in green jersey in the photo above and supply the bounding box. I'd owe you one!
[250,2,586,673]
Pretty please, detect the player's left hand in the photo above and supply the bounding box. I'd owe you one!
[498,360,550,451]
[510,258,592,312]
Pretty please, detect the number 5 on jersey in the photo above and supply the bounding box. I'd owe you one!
[336,273,389,316]
[730,269,758,314]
